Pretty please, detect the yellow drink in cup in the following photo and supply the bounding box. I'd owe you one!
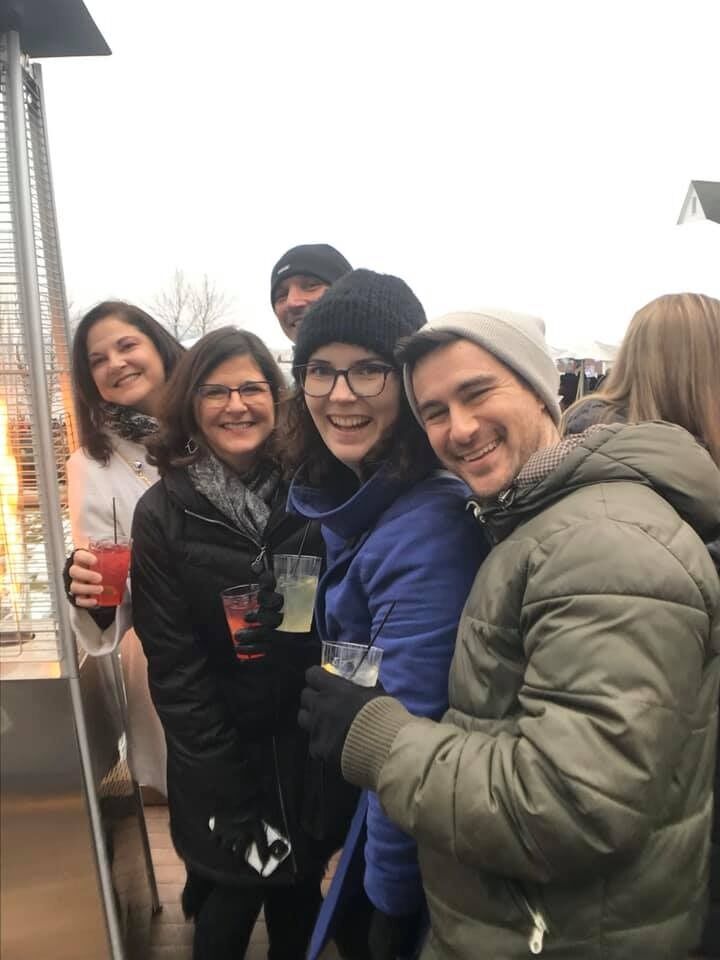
[273,555,322,633]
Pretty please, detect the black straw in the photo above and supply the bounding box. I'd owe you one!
[292,522,312,577]
[112,497,118,544]
[350,599,397,681]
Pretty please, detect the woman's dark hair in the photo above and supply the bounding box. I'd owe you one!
[71,300,185,463]
[147,326,286,474]
[281,366,438,487]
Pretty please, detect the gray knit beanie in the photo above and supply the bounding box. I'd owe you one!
[402,309,562,425]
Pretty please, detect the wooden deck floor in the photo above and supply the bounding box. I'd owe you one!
[144,805,340,960]
[144,805,264,960]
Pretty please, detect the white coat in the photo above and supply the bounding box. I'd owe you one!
[67,433,166,795]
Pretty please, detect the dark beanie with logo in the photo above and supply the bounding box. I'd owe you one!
[292,268,426,374]
[270,244,352,305]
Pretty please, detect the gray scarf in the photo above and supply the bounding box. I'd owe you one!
[101,402,158,444]
[188,452,281,542]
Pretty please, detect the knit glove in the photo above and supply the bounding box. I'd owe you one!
[368,908,424,960]
[244,569,284,629]
[208,803,269,864]
[232,569,284,660]
[63,550,116,630]
[62,550,76,603]
[298,665,384,769]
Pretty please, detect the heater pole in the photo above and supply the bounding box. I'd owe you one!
[4,29,126,960]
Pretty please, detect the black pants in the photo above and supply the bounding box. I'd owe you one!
[189,871,322,960]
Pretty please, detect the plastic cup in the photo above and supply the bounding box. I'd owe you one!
[273,554,322,633]
[88,537,132,607]
[321,640,384,688]
[221,584,261,654]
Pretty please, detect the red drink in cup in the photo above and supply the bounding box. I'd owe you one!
[221,584,262,659]
[88,538,131,607]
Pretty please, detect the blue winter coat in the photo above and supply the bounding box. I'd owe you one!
[288,465,489,916]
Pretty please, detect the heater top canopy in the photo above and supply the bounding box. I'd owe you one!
[0,0,110,57]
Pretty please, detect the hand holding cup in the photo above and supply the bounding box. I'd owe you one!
[68,549,104,608]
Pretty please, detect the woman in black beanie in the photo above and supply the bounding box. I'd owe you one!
[282,270,489,960]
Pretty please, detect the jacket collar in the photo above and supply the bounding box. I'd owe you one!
[288,462,409,541]
[161,466,291,541]
[470,422,720,545]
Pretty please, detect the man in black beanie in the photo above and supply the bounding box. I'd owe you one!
[270,243,352,343]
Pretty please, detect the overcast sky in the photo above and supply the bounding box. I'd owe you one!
[41,0,719,350]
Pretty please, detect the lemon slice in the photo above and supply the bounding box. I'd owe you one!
[322,663,340,675]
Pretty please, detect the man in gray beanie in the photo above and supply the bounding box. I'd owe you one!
[298,308,720,959]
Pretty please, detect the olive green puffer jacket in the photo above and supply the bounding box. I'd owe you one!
[342,422,720,959]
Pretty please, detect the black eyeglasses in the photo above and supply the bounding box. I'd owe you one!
[297,361,395,398]
[196,381,272,406]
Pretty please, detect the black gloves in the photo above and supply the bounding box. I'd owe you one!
[232,569,284,660]
[298,665,384,769]
[245,569,284,629]
[63,549,116,630]
[368,908,424,960]
[62,550,76,604]
[208,805,269,864]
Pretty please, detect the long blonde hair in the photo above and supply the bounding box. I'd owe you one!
[564,293,720,465]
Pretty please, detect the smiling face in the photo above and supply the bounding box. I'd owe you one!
[87,316,167,415]
[194,353,275,473]
[411,339,559,499]
[304,342,401,476]
[273,274,329,342]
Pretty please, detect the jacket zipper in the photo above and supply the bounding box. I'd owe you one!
[507,882,549,954]
[183,508,269,570]
[272,735,297,874]
[183,508,305,570]
[183,507,261,547]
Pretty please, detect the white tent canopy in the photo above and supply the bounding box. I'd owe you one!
[550,340,619,362]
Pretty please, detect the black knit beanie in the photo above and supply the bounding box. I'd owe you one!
[292,269,426,373]
[270,244,352,305]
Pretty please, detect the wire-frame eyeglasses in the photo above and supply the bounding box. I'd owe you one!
[196,381,272,406]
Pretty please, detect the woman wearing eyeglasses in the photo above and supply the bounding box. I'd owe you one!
[130,327,356,960]
[283,271,488,960]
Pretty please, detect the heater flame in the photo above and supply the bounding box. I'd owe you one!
[0,399,23,622]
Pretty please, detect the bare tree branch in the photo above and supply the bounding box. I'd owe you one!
[189,274,232,337]
[151,270,232,341]
[151,269,194,340]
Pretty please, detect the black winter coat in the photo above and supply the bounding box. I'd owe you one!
[131,467,357,888]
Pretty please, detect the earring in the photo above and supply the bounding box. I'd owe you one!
[185,437,198,455]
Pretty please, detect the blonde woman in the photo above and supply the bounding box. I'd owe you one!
[563,292,720,465]
[564,291,720,957]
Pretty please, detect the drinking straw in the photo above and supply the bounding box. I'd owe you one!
[350,599,397,681]
[112,497,118,544]
[291,522,312,577]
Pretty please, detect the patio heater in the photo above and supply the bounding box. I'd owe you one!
[1,4,157,959]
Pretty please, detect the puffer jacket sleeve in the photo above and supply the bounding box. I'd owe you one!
[344,517,714,884]
[131,490,248,801]
[359,482,488,915]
